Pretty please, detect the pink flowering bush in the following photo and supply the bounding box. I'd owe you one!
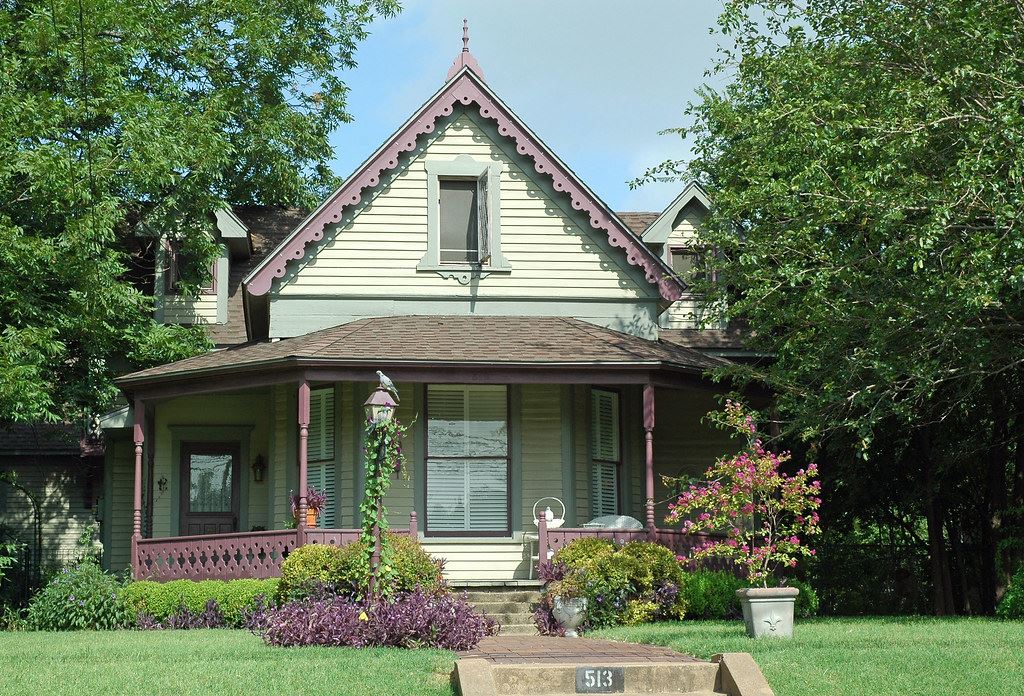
[666,401,822,586]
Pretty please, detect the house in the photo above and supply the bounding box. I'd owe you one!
[88,36,749,583]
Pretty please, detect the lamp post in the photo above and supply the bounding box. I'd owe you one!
[363,384,398,598]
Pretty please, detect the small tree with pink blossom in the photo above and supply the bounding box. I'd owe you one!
[666,401,822,586]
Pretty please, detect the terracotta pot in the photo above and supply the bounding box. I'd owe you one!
[736,586,800,638]
[306,509,318,528]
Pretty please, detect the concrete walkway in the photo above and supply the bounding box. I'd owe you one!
[460,635,704,664]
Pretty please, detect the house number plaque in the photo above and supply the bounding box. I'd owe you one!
[575,666,624,693]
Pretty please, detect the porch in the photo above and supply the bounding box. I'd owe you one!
[105,316,739,582]
[131,512,727,582]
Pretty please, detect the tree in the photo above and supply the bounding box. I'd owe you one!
[644,1,1024,613]
[0,0,399,423]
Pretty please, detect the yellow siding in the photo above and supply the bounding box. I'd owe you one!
[162,293,218,324]
[520,384,563,530]
[421,540,529,582]
[573,385,590,524]
[0,457,94,569]
[277,112,651,300]
[272,384,290,528]
[106,437,134,572]
[382,382,417,528]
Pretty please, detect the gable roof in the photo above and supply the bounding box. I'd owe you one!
[117,315,727,390]
[642,180,713,245]
[243,66,684,302]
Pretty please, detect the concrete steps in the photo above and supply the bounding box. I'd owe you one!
[458,660,728,695]
[460,586,542,636]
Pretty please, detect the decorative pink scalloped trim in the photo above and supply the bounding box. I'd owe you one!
[246,71,683,301]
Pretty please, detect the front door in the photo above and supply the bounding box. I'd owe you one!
[180,442,240,535]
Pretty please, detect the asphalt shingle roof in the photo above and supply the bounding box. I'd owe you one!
[119,315,728,385]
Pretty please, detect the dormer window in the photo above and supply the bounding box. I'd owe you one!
[163,240,216,296]
[669,246,713,288]
[420,154,509,284]
[439,177,490,265]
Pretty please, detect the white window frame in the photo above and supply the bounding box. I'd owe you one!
[419,155,510,285]
[424,384,511,537]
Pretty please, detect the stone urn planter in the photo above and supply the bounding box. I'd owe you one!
[552,596,587,637]
[736,586,800,638]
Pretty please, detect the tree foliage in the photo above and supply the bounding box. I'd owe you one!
[650,1,1024,613]
[0,0,398,423]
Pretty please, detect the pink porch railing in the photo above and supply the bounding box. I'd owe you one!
[133,513,419,581]
[539,518,733,573]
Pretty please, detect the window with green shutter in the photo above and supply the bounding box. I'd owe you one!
[590,389,620,518]
[307,387,336,528]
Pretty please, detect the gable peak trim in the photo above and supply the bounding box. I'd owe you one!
[244,69,683,301]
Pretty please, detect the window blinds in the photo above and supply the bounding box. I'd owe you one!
[591,389,620,517]
[426,385,509,533]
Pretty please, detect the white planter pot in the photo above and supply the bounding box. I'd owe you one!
[736,586,800,638]
[552,596,588,637]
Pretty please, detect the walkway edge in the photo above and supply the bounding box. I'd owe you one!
[712,653,774,696]
[455,658,497,696]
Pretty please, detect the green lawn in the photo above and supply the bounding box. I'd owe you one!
[0,630,457,696]
[594,617,1024,696]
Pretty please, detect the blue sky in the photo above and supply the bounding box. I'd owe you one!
[330,0,726,213]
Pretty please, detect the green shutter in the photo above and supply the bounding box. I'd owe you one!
[590,389,620,518]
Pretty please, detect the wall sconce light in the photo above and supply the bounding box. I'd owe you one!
[157,477,168,493]
[252,454,266,483]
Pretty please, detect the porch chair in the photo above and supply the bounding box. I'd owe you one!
[524,496,565,579]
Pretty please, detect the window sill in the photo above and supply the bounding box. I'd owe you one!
[416,262,512,285]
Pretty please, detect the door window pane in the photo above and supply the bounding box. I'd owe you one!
[189,453,233,513]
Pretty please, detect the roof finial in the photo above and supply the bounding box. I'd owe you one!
[446,18,486,82]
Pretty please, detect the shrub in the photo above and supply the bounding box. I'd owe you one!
[260,589,494,650]
[554,538,615,569]
[278,536,444,603]
[680,570,744,620]
[123,579,278,628]
[27,560,131,630]
[788,578,820,618]
[139,599,227,630]
[277,544,347,602]
[536,538,687,634]
[997,566,1024,619]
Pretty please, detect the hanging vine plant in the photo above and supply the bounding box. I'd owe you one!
[358,414,412,599]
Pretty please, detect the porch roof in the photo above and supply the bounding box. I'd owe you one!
[117,316,728,395]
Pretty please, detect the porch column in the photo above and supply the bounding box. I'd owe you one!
[643,383,656,533]
[131,398,145,577]
[297,380,310,542]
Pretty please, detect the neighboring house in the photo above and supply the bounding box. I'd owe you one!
[0,423,102,595]
[91,40,749,583]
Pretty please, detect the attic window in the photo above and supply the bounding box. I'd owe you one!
[420,155,509,283]
[163,240,216,295]
[439,178,489,265]
[669,247,711,288]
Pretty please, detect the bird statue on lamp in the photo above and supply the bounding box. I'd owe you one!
[376,370,398,399]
